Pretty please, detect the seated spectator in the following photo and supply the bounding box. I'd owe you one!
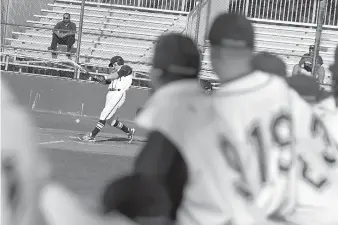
[292,45,325,83]
[48,13,76,57]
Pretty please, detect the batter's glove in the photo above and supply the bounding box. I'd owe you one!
[92,75,106,84]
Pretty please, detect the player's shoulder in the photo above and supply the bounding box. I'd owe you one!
[217,70,288,94]
[136,80,211,130]
[118,65,133,77]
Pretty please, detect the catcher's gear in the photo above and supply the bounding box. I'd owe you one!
[109,56,124,67]
[117,65,133,78]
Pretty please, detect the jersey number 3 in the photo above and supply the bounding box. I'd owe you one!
[249,114,336,190]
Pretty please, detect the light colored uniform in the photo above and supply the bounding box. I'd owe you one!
[314,96,338,146]
[136,80,261,225]
[136,74,338,225]
[99,73,133,122]
[213,71,338,225]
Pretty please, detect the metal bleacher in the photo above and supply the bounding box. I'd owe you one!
[2,0,187,75]
[201,22,338,85]
[2,0,337,88]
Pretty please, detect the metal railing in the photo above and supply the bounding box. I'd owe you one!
[184,0,210,46]
[71,0,197,12]
[229,0,338,26]
[0,51,153,88]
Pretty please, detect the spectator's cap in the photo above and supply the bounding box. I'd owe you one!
[101,174,171,219]
[252,51,287,77]
[208,13,254,49]
[109,56,124,67]
[287,75,320,103]
[152,33,200,77]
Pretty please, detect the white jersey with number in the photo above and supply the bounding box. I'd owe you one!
[213,71,338,225]
[136,80,265,225]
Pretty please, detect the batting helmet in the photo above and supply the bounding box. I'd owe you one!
[109,56,124,67]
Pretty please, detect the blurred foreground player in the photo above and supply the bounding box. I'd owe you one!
[314,45,338,145]
[100,174,172,225]
[134,33,265,225]
[40,182,139,225]
[209,13,338,225]
[1,80,51,225]
[133,33,202,222]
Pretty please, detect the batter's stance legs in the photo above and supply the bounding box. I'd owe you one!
[79,119,135,143]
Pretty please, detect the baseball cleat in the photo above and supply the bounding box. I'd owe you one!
[78,133,96,142]
[127,128,135,144]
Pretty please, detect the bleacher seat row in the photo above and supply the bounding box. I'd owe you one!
[2,0,338,86]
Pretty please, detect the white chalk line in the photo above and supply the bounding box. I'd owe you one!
[39,140,65,145]
[48,146,138,157]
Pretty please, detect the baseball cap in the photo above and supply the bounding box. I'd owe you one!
[287,75,320,103]
[208,13,255,49]
[330,45,338,98]
[252,51,287,77]
[152,33,200,77]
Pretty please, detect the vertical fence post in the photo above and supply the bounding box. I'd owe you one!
[312,0,327,80]
[74,0,86,79]
[180,0,187,11]
[2,0,11,45]
[194,0,202,45]
[204,0,211,45]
